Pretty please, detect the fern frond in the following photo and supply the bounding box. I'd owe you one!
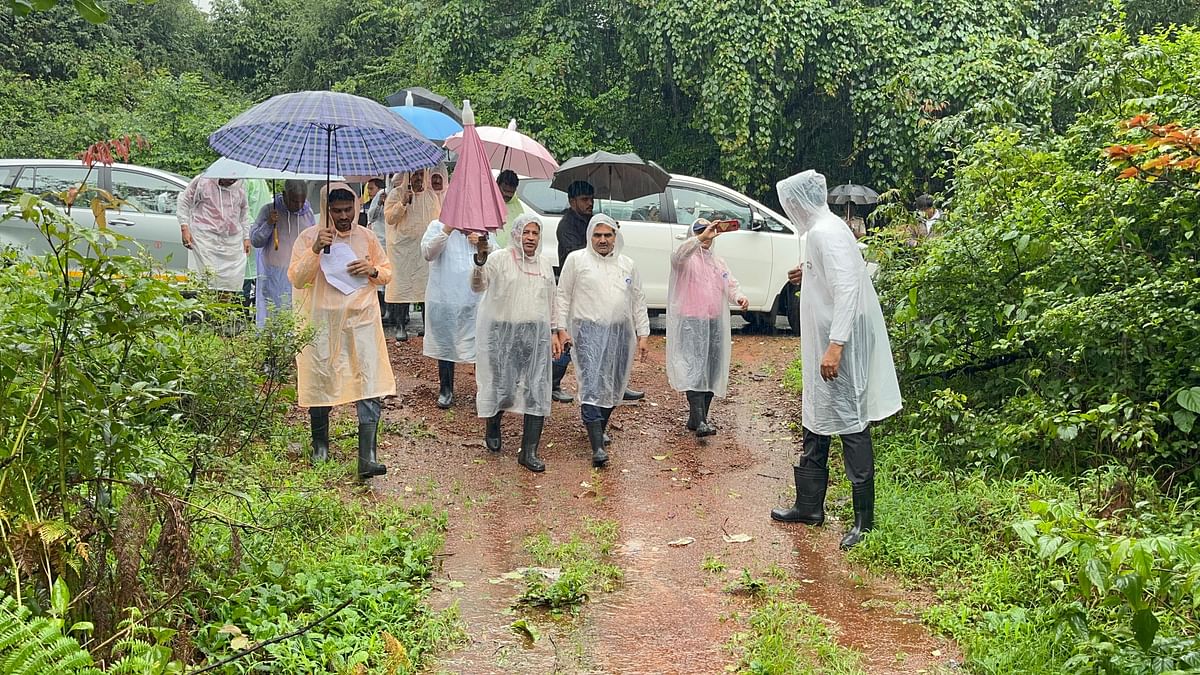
[0,593,98,674]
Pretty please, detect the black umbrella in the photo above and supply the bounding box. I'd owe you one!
[827,183,880,206]
[550,151,670,202]
[384,87,463,124]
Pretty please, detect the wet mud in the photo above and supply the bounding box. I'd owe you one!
[365,333,959,674]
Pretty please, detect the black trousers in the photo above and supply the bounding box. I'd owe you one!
[797,426,874,485]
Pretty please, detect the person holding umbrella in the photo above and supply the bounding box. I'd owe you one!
[384,166,446,341]
[250,179,315,328]
[555,213,650,468]
[288,183,394,479]
[667,218,750,437]
[471,213,561,472]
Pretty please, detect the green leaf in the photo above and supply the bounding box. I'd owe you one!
[51,576,70,617]
[72,0,108,23]
[69,621,94,633]
[1173,410,1196,434]
[1177,387,1200,414]
[1132,608,1158,651]
[1083,557,1107,594]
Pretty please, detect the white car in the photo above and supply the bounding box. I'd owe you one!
[0,158,190,273]
[516,174,804,334]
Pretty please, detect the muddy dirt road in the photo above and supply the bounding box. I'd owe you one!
[369,333,958,674]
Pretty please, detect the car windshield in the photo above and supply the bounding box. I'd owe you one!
[516,179,568,215]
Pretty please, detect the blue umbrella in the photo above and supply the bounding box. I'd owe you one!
[389,105,463,142]
[209,90,445,177]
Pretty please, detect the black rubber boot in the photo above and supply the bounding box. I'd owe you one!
[685,390,702,431]
[839,479,875,549]
[770,465,828,525]
[586,419,608,467]
[394,304,409,342]
[437,360,455,409]
[623,388,644,401]
[357,423,386,479]
[552,360,574,403]
[485,412,503,452]
[379,295,392,327]
[518,415,546,473]
[697,391,716,437]
[309,408,330,463]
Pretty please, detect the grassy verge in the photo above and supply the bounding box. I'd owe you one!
[517,517,623,611]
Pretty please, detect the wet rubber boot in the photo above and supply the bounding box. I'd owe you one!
[518,415,546,473]
[770,465,828,525]
[357,423,387,479]
[586,419,608,467]
[485,412,503,452]
[309,408,330,463]
[839,479,875,549]
[394,304,409,342]
[437,360,455,409]
[623,388,645,401]
[552,360,574,403]
[685,391,702,431]
[697,391,716,437]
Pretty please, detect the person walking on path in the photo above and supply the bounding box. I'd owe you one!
[555,213,650,468]
[250,179,316,328]
[177,175,250,295]
[769,170,901,549]
[384,167,446,341]
[288,183,394,479]
[471,213,561,472]
[667,218,749,437]
[421,218,493,409]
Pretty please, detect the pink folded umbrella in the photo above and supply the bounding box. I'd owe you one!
[443,118,559,180]
[440,100,508,233]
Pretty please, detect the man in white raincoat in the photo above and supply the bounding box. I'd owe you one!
[177,176,250,293]
[421,218,493,409]
[288,183,394,480]
[769,170,901,549]
[250,180,315,328]
[556,213,650,467]
[470,213,561,472]
[384,166,447,341]
[667,218,749,437]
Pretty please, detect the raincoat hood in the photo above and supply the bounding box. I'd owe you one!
[586,213,624,259]
[776,170,831,235]
[510,212,545,261]
[320,181,362,235]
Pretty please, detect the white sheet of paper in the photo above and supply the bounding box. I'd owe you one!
[319,242,369,295]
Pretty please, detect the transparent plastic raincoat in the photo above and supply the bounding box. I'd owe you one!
[666,226,746,397]
[176,176,249,291]
[251,194,316,328]
[288,182,394,408]
[471,214,557,418]
[383,166,447,302]
[421,221,494,363]
[555,214,650,409]
[776,170,901,435]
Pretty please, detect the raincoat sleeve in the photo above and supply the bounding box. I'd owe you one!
[421,222,450,262]
[555,253,578,330]
[469,251,495,294]
[720,258,746,304]
[366,229,392,286]
[288,228,321,288]
[237,187,250,241]
[822,230,865,345]
[383,180,410,226]
[631,265,650,338]
[176,177,199,226]
[250,204,274,249]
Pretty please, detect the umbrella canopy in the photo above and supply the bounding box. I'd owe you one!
[384,87,463,123]
[389,93,463,142]
[827,183,880,206]
[202,156,345,182]
[209,90,445,178]
[550,151,670,202]
[443,119,558,179]
[439,100,507,234]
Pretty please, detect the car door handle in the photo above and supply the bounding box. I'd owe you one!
[673,234,687,240]
[109,218,135,227]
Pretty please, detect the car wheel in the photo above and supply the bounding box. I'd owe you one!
[783,283,801,336]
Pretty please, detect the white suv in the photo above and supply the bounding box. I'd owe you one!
[517,174,804,334]
[0,159,190,273]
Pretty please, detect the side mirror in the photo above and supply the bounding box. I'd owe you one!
[750,217,766,232]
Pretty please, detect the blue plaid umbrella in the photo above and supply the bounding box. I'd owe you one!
[209,91,445,177]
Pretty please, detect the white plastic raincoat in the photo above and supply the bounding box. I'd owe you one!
[251,195,316,328]
[472,214,557,418]
[383,167,447,302]
[421,221,493,363]
[555,214,650,409]
[288,182,395,408]
[776,170,901,435]
[176,176,249,291]
[666,229,746,397]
